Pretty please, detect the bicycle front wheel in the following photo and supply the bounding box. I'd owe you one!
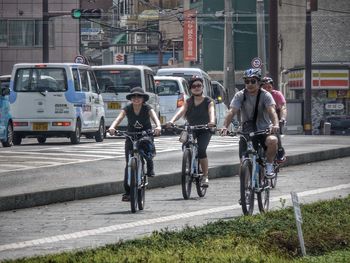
[138,172,146,211]
[270,163,279,189]
[196,159,207,197]
[182,149,192,199]
[129,158,138,213]
[240,160,254,215]
[257,164,270,213]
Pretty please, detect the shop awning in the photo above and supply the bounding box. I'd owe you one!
[138,10,159,21]
[112,33,127,45]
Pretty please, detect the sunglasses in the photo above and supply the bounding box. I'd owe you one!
[191,84,202,89]
[244,79,257,85]
[131,94,143,98]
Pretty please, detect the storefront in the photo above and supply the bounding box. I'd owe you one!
[287,64,350,134]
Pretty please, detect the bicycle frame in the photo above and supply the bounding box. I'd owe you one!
[240,134,263,191]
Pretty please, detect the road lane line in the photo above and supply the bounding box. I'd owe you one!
[0,183,349,252]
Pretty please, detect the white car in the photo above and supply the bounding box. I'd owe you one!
[154,76,190,125]
[93,65,160,130]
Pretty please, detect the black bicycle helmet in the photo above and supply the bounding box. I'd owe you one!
[188,75,203,88]
[261,76,274,85]
[243,68,262,80]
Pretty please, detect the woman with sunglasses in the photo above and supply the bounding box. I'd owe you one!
[220,68,280,178]
[108,87,161,201]
[167,76,216,187]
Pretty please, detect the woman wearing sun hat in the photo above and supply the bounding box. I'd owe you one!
[108,87,161,201]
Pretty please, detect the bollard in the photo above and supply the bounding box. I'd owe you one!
[323,122,331,135]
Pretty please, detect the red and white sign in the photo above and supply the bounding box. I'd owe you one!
[251,57,262,68]
[114,53,125,64]
[183,10,197,62]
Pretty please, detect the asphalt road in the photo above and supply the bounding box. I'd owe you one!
[1,135,350,211]
[0,156,349,261]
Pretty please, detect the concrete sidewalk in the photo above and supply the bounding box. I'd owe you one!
[1,135,350,211]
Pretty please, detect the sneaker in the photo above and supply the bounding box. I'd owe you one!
[277,147,286,163]
[202,175,209,188]
[121,194,130,202]
[146,170,155,177]
[265,163,276,179]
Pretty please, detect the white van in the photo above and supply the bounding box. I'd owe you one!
[10,63,105,145]
[92,65,160,129]
[156,68,228,128]
[154,76,190,125]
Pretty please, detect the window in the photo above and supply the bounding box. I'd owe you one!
[80,70,89,92]
[72,69,81,91]
[14,68,66,92]
[88,71,98,93]
[3,20,54,47]
[0,20,7,46]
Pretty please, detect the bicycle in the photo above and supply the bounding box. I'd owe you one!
[176,124,211,200]
[113,130,153,213]
[228,129,272,215]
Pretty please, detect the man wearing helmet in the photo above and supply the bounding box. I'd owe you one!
[261,76,287,162]
[167,76,216,187]
[220,68,280,178]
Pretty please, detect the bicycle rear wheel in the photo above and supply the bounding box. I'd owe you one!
[240,160,254,215]
[182,149,192,199]
[257,164,270,213]
[129,158,138,213]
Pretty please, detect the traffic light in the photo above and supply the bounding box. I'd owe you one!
[71,9,102,19]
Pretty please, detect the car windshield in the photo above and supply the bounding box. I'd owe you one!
[155,80,179,96]
[94,69,141,93]
[14,68,67,92]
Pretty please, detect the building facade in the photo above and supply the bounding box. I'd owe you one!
[279,0,350,134]
[0,0,80,75]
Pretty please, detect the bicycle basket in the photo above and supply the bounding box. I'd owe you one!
[179,130,188,143]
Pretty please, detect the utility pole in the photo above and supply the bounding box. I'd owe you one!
[304,0,313,135]
[224,0,235,104]
[269,0,278,87]
[43,0,49,62]
[256,0,266,76]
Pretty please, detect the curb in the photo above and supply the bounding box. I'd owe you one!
[1,147,350,212]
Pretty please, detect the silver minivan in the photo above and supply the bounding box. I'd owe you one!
[93,65,160,130]
[154,76,190,125]
[156,68,228,128]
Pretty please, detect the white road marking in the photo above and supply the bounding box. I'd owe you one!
[0,183,349,252]
[0,137,239,173]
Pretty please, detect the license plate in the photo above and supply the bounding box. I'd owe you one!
[33,122,48,131]
[107,102,121,110]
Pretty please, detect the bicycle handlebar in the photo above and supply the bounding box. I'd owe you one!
[227,128,270,137]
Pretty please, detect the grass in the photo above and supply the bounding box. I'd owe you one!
[4,195,350,263]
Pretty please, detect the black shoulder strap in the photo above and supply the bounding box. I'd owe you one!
[253,88,261,124]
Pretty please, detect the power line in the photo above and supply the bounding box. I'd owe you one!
[281,1,350,15]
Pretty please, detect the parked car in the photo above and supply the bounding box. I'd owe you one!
[319,115,350,135]
[93,65,160,130]
[10,63,105,145]
[154,76,190,125]
[0,75,13,147]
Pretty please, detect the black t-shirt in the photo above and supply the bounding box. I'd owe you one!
[185,96,212,125]
[123,103,153,132]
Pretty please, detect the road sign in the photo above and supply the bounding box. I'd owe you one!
[74,55,88,65]
[251,57,262,69]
